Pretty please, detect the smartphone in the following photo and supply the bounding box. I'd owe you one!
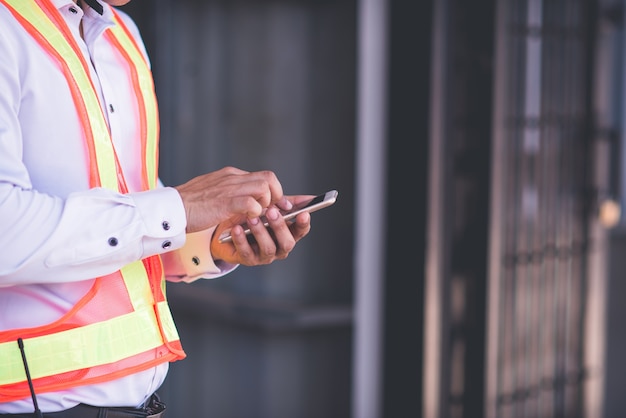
[218,189,339,243]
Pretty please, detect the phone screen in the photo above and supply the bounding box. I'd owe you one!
[281,193,325,220]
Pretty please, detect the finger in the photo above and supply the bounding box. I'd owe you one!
[289,211,311,242]
[264,207,296,256]
[229,224,257,262]
[230,195,265,219]
[226,175,280,215]
[255,170,285,207]
[246,216,278,262]
[223,166,250,175]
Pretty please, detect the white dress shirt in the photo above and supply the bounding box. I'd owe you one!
[0,0,235,412]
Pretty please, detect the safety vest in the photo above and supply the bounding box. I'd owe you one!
[0,0,186,402]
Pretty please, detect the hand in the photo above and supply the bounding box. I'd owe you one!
[174,166,292,233]
[210,195,313,266]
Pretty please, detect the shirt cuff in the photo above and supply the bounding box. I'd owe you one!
[161,226,238,283]
[131,187,187,256]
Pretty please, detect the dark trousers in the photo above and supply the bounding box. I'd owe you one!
[0,393,165,418]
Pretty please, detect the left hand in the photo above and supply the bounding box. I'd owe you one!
[210,195,313,266]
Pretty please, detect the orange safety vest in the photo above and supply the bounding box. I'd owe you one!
[0,0,186,402]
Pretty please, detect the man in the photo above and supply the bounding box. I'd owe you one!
[0,0,312,416]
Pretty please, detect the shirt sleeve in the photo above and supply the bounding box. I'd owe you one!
[0,185,184,286]
[0,183,237,286]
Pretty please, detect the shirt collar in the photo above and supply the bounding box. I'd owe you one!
[81,0,104,15]
[51,0,107,16]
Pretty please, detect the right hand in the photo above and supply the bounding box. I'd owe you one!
[210,199,312,266]
[174,166,292,233]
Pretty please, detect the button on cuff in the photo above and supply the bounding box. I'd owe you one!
[131,188,186,238]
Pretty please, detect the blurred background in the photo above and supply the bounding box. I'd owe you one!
[119,0,626,417]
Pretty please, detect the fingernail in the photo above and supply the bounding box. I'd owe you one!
[249,217,259,225]
[267,208,280,220]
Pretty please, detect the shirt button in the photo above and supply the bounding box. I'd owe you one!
[109,104,115,113]
[108,237,119,246]
[192,256,200,266]
[69,6,78,14]
[162,221,170,231]
[162,240,172,249]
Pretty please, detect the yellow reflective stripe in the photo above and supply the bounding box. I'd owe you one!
[157,300,179,342]
[3,0,119,191]
[0,302,178,386]
[120,260,153,311]
[108,15,159,189]
[119,260,180,343]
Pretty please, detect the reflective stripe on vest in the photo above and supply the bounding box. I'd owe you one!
[105,9,160,191]
[0,0,185,401]
[0,301,178,384]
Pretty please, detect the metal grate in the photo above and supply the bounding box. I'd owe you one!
[492,0,593,416]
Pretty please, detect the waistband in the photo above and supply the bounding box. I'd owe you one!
[0,393,165,418]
